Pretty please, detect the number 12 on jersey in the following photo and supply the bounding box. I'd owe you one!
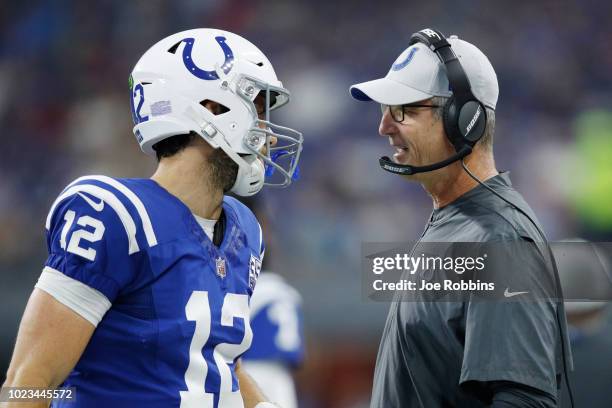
[181,291,252,408]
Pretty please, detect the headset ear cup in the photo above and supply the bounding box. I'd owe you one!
[457,101,486,144]
[443,96,463,152]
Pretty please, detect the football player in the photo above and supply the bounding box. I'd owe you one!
[241,272,305,408]
[2,28,302,408]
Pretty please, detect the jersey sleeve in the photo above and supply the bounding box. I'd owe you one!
[42,190,137,304]
[460,239,562,397]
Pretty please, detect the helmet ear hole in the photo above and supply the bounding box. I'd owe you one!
[200,100,230,115]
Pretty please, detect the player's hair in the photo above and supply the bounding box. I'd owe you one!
[431,96,495,151]
[152,132,238,192]
[153,132,198,161]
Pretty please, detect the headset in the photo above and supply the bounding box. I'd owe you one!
[379,28,487,176]
[386,28,575,407]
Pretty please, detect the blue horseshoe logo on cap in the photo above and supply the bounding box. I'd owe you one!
[174,36,234,80]
[392,47,419,71]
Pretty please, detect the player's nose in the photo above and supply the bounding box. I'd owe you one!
[259,136,277,155]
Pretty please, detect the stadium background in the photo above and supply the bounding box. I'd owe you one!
[1,0,611,406]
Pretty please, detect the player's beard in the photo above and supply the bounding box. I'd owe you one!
[208,148,239,192]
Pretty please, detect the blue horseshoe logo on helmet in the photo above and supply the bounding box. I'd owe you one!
[173,36,234,80]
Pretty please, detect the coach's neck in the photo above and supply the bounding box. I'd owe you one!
[423,148,498,209]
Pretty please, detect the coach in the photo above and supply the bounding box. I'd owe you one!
[350,28,572,407]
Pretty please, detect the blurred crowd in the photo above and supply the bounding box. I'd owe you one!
[1,1,611,407]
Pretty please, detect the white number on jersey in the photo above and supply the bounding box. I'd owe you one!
[181,291,253,408]
[60,210,106,261]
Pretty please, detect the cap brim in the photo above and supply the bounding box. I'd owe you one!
[350,77,433,105]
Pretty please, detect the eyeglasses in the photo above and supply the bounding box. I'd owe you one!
[380,104,442,123]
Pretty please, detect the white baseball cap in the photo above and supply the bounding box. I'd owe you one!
[350,36,499,109]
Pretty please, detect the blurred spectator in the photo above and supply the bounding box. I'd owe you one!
[242,272,305,408]
[553,240,612,408]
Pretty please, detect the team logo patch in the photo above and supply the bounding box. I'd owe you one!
[216,257,226,279]
[391,47,419,71]
[248,254,262,290]
[150,100,172,116]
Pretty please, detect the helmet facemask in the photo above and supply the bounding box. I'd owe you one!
[235,74,303,190]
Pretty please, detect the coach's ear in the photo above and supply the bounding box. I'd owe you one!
[3,288,95,391]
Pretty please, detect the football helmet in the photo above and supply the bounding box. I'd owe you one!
[130,28,303,196]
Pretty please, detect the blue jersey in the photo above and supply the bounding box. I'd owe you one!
[241,273,304,367]
[43,176,264,408]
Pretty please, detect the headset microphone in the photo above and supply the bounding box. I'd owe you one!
[379,145,472,175]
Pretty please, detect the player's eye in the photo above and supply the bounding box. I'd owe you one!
[254,92,279,117]
[254,95,265,116]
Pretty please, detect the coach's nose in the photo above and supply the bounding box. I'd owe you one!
[379,106,398,138]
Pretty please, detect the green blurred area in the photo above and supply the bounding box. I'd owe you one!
[570,110,612,231]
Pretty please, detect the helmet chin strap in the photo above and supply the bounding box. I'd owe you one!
[379,145,472,175]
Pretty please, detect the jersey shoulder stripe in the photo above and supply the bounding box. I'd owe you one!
[68,175,158,247]
[45,176,158,254]
[47,183,140,254]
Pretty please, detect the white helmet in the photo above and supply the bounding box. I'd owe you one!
[129,28,303,196]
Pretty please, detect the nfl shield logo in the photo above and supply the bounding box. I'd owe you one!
[215,257,226,279]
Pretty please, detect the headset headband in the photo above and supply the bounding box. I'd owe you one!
[408,29,476,107]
